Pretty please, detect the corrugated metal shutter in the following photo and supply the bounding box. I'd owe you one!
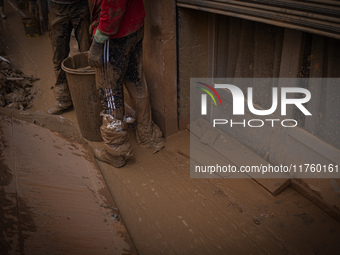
[177,0,340,39]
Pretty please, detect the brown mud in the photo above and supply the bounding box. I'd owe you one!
[0,58,39,110]
[1,2,340,254]
[0,112,136,254]
[0,126,37,254]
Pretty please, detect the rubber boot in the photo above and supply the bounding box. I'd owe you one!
[47,101,73,115]
[48,83,73,114]
[93,148,126,168]
[0,7,7,19]
[125,78,164,152]
[136,122,164,153]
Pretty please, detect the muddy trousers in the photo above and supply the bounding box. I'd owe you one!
[96,28,163,158]
[49,0,91,103]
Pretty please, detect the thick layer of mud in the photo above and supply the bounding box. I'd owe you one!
[0,58,39,110]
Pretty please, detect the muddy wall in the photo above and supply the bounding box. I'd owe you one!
[177,9,340,220]
[143,0,177,137]
[177,8,210,130]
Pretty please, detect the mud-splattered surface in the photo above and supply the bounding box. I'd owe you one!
[0,113,136,254]
[93,130,340,255]
[1,1,340,255]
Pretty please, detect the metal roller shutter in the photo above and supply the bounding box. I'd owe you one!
[177,0,340,39]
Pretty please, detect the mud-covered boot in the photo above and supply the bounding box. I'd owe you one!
[100,113,133,158]
[93,148,127,168]
[136,122,164,153]
[47,101,73,115]
[0,7,7,19]
[49,82,73,114]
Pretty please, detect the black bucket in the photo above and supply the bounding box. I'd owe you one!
[22,18,41,37]
[62,53,103,142]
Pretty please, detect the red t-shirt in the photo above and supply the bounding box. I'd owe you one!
[89,0,145,39]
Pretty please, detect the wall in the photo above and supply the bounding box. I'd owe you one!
[143,0,178,136]
[177,8,210,130]
[177,9,340,220]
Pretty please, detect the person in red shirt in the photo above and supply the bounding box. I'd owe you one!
[88,0,164,168]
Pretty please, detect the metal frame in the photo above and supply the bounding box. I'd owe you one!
[177,0,340,39]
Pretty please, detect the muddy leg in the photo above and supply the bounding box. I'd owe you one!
[124,29,164,151]
[48,2,73,114]
[71,1,91,52]
[95,44,133,159]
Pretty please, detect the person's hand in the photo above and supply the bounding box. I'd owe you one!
[88,40,104,68]
[29,1,39,18]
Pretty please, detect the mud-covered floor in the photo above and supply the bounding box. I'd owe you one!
[1,1,340,254]
[0,111,136,254]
